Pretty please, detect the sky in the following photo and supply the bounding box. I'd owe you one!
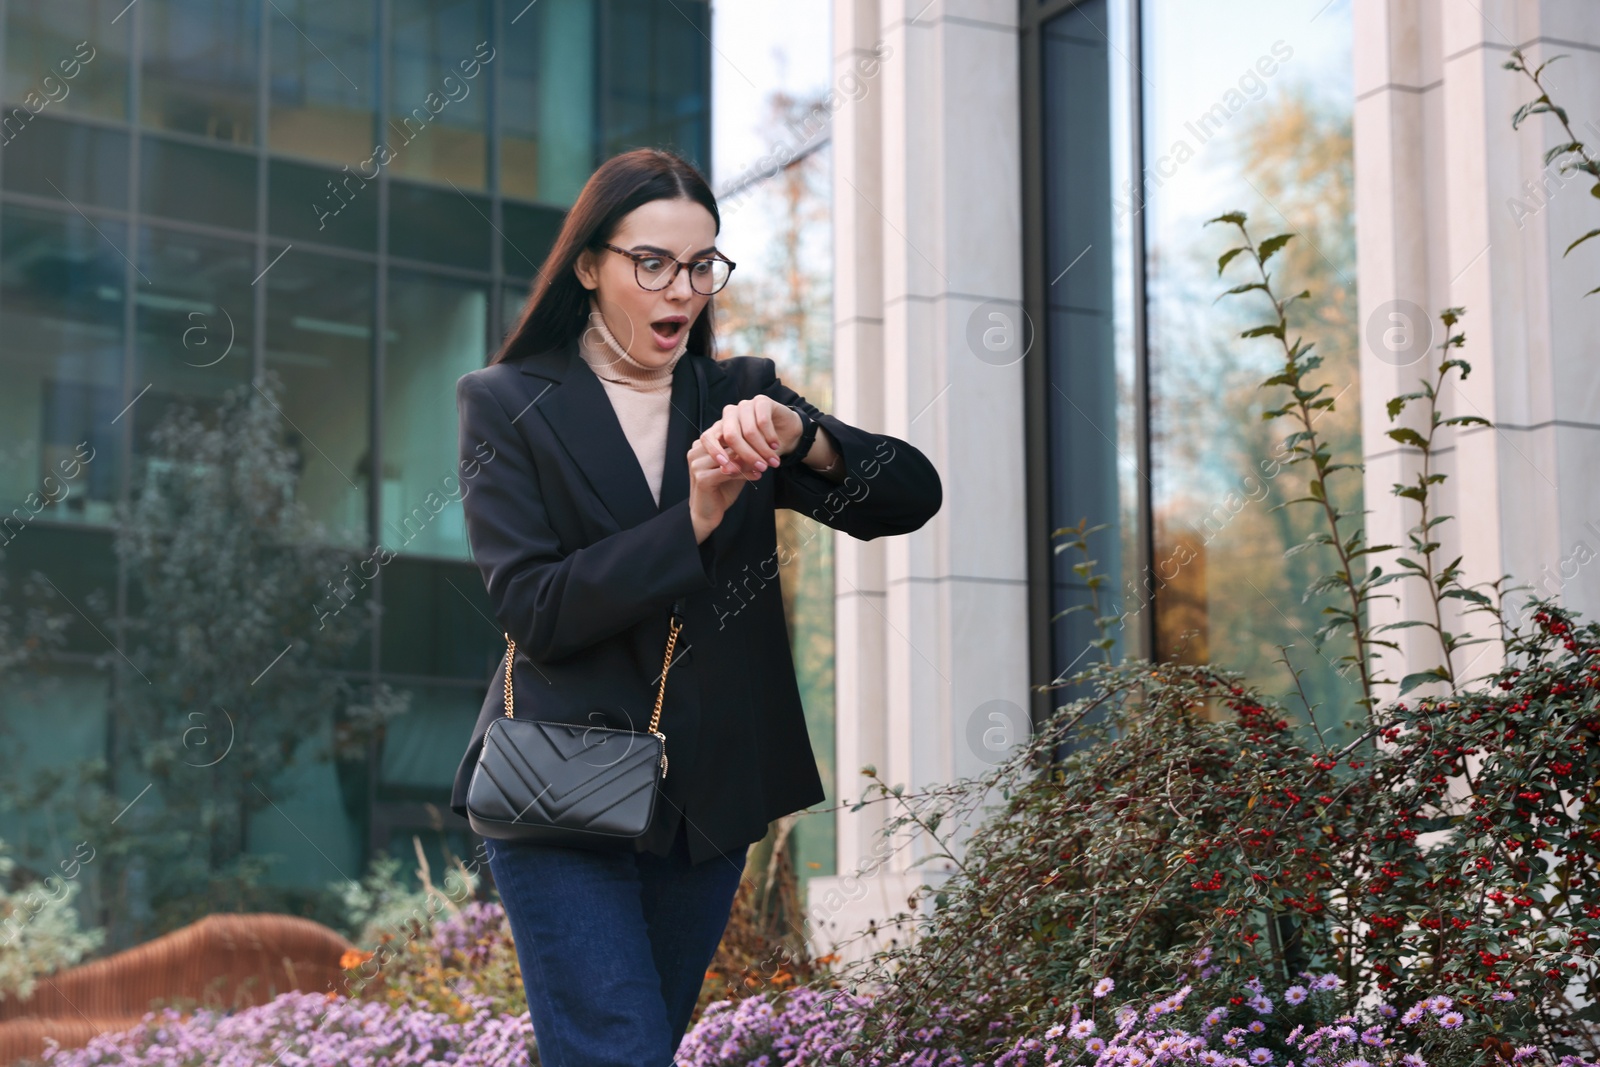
[708,0,831,272]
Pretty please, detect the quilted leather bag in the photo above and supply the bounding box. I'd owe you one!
[464,607,684,848]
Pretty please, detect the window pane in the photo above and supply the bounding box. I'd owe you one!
[268,0,377,165]
[388,0,489,189]
[1141,0,1358,717]
[0,526,118,657]
[2,114,129,213]
[264,249,374,549]
[5,2,129,123]
[140,0,260,144]
[0,207,125,529]
[130,227,256,471]
[501,281,530,337]
[382,271,486,560]
[0,663,109,863]
[601,0,709,165]
[501,199,562,277]
[387,179,490,270]
[378,681,483,793]
[380,558,498,679]
[139,135,257,231]
[499,0,593,202]
[1039,0,1142,679]
[268,157,379,252]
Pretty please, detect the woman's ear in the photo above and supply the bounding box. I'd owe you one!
[573,248,598,291]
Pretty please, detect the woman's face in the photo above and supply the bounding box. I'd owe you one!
[575,197,719,369]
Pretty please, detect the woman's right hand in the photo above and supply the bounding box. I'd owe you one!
[687,438,756,543]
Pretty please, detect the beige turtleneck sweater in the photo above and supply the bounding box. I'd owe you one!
[576,296,691,506]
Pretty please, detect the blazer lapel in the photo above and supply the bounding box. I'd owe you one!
[520,337,654,531]
[520,337,712,532]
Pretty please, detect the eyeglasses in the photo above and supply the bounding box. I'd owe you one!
[600,242,737,296]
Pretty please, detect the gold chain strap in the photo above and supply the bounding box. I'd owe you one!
[502,615,684,740]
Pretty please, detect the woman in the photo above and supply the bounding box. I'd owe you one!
[450,147,942,1066]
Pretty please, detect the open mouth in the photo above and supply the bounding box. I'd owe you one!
[650,319,686,347]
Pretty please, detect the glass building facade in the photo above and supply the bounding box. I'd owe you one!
[1024,0,1360,727]
[0,0,712,893]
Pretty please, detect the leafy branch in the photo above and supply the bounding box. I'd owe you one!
[1370,308,1498,694]
[1207,212,1390,720]
[1506,49,1600,295]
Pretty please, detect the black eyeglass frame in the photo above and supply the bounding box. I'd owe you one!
[599,241,738,295]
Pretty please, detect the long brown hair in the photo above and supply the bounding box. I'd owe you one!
[490,148,723,367]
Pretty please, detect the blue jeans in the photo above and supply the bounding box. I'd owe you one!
[485,816,750,1066]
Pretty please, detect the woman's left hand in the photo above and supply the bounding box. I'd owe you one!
[700,396,803,477]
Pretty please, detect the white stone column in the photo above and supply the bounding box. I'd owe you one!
[1353,0,1600,698]
[807,0,1031,964]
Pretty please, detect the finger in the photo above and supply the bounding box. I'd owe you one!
[753,397,782,460]
[698,424,738,474]
[690,444,744,485]
[734,404,772,473]
[719,403,768,471]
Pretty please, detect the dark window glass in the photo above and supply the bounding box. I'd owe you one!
[268,157,379,252]
[1,114,129,212]
[0,527,118,658]
[379,559,499,679]
[129,227,256,471]
[267,0,378,166]
[500,200,562,277]
[139,135,257,232]
[498,0,594,202]
[382,270,487,560]
[600,0,710,166]
[140,0,260,144]
[0,207,126,529]
[388,0,490,189]
[4,2,129,124]
[1039,0,1140,685]
[378,681,485,793]
[501,281,531,337]
[387,179,490,270]
[264,249,374,549]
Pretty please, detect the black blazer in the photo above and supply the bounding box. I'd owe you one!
[450,336,942,864]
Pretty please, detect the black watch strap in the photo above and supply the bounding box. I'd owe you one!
[787,404,819,462]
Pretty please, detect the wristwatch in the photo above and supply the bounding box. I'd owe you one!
[786,404,819,463]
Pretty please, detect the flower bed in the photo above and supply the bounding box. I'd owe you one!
[38,990,534,1067]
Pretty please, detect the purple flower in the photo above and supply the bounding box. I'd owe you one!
[1251,1050,1274,1065]
[1095,977,1116,998]
[1439,1012,1464,1030]
[1200,1052,1225,1066]
[1071,1020,1095,1039]
[1046,1023,1066,1039]
[1401,1055,1428,1067]
[1377,1003,1396,1019]
[1285,986,1308,1006]
[1346,1060,1371,1067]
[1426,995,1453,1014]
[1401,1003,1427,1025]
[1249,1021,1266,1034]
[1492,991,1516,1003]
[1086,1037,1108,1054]
[1248,995,1274,1015]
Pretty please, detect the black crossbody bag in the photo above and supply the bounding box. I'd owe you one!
[464,605,684,847]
